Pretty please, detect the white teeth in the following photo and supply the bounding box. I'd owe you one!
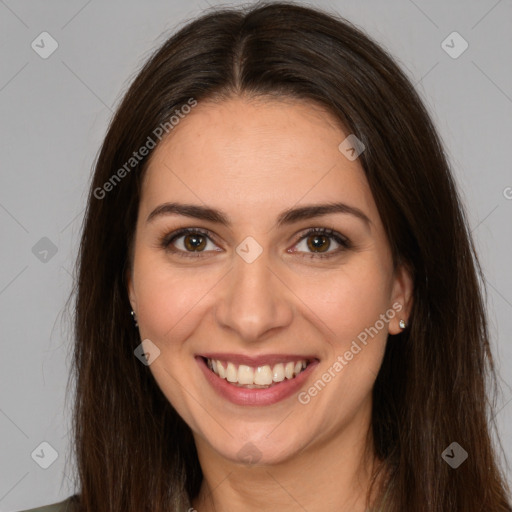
[272,363,285,382]
[226,362,237,383]
[206,358,309,387]
[254,365,273,385]
[237,364,254,385]
[285,362,295,379]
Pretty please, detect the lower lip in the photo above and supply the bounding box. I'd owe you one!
[196,357,318,406]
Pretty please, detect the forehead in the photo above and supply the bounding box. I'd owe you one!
[141,96,377,226]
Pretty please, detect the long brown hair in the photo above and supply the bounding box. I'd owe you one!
[69,2,511,510]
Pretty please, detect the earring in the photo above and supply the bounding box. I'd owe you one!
[131,310,138,328]
[399,319,407,329]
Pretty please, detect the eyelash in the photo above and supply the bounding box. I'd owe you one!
[159,227,352,260]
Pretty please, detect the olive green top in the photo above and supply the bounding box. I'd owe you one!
[17,496,77,512]
[17,486,391,511]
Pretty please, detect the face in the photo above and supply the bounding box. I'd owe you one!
[127,96,412,467]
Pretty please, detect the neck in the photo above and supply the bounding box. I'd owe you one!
[191,408,381,512]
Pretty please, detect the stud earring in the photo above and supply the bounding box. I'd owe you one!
[131,310,138,328]
[399,319,407,329]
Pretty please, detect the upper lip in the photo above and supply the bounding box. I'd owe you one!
[198,353,319,367]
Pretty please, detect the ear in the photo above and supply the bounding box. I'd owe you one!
[125,263,137,314]
[388,263,414,335]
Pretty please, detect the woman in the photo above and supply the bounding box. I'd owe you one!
[21,2,511,511]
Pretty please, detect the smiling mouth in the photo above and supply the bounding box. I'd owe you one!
[202,357,311,389]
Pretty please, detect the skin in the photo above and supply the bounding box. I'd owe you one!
[127,96,413,512]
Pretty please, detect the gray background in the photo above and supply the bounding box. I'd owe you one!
[0,0,511,509]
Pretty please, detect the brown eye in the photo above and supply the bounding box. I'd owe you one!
[183,233,207,251]
[162,228,221,256]
[306,234,331,253]
[292,228,351,259]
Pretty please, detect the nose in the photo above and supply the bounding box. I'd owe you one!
[214,249,294,342]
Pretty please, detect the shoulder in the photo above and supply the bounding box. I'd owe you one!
[17,495,78,512]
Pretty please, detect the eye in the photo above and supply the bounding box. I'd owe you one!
[160,226,351,259]
[291,228,351,258]
[161,228,221,257]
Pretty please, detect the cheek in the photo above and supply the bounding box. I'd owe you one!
[296,264,391,428]
[132,250,213,345]
[131,252,217,427]
[138,284,207,348]
[308,259,393,344]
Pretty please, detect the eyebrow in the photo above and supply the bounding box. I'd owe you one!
[146,201,372,229]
